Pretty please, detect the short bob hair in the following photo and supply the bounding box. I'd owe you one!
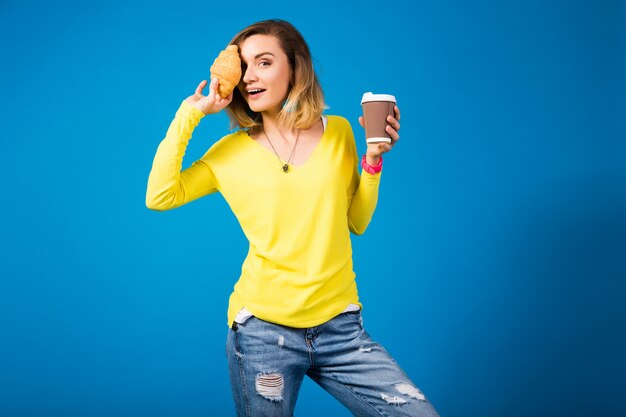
[223,19,328,132]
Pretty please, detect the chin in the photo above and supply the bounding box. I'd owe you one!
[248,102,274,114]
[247,103,262,113]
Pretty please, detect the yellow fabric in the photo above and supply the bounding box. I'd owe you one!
[146,100,382,328]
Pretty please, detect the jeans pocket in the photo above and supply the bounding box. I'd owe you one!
[340,310,363,329]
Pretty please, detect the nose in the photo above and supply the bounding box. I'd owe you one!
[242,64,257,84]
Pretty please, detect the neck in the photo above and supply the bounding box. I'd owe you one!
[259,111,298,144]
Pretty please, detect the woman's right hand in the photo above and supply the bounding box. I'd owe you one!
[184,78,233,115]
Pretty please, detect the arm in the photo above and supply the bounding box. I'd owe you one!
[347,130,381,235]
[348,105,401,234]
[146,100,218,211]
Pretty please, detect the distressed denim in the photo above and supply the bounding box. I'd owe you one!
[226,310,441,416]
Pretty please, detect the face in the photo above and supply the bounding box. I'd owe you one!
[236,34,293,116]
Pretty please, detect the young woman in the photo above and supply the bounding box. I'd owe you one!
[146,19,440,417]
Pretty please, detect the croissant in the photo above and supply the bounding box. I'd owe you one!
[210,45,242,99]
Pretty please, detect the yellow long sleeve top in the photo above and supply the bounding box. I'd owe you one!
[146,100,381,328]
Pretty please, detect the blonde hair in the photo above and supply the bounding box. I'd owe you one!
[223,19,328,132]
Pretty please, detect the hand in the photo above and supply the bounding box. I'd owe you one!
[358,105,401,164]
[184,78,233,115]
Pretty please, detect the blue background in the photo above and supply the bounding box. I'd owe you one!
[2,0,625,416]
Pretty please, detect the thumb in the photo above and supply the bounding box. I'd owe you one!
[358,116,364,128]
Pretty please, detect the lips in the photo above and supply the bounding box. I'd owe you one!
[248,89,266,96]
[247,89,266,100]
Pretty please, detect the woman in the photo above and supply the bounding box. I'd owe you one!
[146,18,440,417]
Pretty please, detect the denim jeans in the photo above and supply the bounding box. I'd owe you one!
[226,310,441,416]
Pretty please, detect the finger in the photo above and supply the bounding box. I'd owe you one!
[209,77,219,97]
[386,125,399,141]
[358,116,364,128]
[394,105,400,121]
[377,141,392,152]
[196,80,207,95]
[387,115,400,131]
[217,90,233,105]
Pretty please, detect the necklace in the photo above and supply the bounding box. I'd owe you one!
[261,126,301,173]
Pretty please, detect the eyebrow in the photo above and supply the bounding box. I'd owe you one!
[242,52,275,63]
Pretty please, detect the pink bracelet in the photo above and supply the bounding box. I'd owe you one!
[361,154,383,174]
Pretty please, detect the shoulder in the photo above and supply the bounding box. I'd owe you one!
[217,129,249,147]
[200,130,249,159]
[325,115,353,132]
[323,115,358,156]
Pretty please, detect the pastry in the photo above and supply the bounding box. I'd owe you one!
[210,45,242,98]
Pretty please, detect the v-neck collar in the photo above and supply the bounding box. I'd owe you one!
[241,115,331,172]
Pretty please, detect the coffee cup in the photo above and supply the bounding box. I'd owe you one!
[361,92,396,144]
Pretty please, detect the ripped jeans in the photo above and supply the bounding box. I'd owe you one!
[226,310,441,417]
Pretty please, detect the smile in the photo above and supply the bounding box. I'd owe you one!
[248,89,266,99]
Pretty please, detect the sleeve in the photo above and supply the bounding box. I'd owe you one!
[145,100,219,211]
[346,121,382,235]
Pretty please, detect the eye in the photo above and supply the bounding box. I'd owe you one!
[240,61,270,72]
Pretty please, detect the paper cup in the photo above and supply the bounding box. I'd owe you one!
[361,92,396,144]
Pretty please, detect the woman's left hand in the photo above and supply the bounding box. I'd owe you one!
[358,105,401,163]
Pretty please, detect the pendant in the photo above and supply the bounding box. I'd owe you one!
[282,163,289,173]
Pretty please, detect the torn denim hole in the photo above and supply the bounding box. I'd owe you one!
[381,393,408,405]
[395,383,426,401]
[255,371,284,402]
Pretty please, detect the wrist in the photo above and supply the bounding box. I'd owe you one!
[361,154,383,174]
[365,154,381,166]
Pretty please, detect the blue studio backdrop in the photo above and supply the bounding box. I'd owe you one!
[1,0,625,416]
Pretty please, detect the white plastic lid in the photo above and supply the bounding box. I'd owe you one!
[361,92,396,104]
